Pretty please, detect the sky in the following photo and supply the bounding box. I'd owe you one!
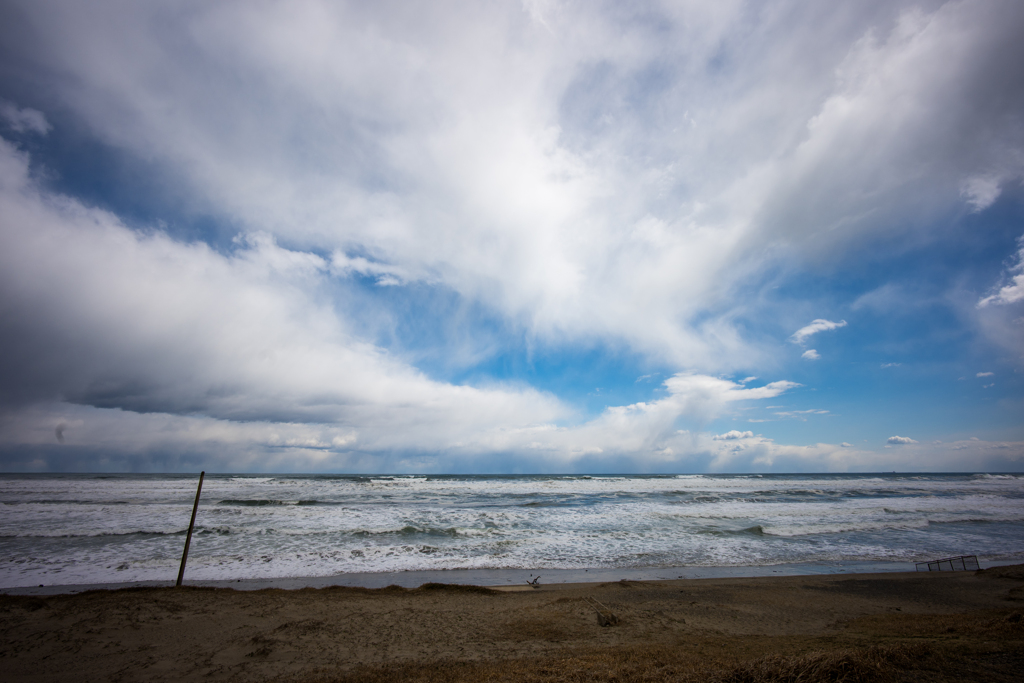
[0,0,1022,474]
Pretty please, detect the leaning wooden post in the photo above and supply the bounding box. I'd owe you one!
[176,471,205,587]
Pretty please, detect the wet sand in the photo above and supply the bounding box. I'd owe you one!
[2,566,1023,682]
[2,559,929,596]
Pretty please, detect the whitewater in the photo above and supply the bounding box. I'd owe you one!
[1,473,1022,588]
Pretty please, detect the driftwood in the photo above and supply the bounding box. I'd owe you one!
[584,596,618,626]
[176,471,205,587]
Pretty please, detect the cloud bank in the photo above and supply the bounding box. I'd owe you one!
[0,0,1022,471]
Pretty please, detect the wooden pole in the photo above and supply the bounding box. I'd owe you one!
[176,471,205,587]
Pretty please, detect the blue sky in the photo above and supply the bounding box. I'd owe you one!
[0,0,1022,473]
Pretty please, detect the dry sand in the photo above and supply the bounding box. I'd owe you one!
[2,566,1023,682]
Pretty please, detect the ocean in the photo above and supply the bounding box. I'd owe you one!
[1,473,1022,589]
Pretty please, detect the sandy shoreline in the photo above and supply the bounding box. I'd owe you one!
[2,566,1023,682]
[2,559,946,596]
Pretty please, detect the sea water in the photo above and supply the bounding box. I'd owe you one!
[1,473,1022,588]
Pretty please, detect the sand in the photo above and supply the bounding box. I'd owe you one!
[2,566,1023,682]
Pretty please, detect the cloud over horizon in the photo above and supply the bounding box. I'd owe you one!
[0,0,1022,472]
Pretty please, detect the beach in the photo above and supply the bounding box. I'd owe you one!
[2,565,1023,682]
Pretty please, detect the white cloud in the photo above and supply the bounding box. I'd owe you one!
[329,251,414,287]
[978,237,1024,307]
[691,436,1024,473]
[774,409,829,421]
[0,139,567,451]
[0,136,815,469]
[535,374,799,458]
[976,371,994,377]
[0,100,50,135]
[0,374,804,472]
[887,435,918,444]
[1,0,1019,374]
[791,319,847,345]
[713,430,754,440]
[960,174,1002,212]
[749,1,1024,253]
[881,362,901,368]
[802,349,821,360]
[5,400,1022,474]
[852,282,941,314]
[0,2,1022,472]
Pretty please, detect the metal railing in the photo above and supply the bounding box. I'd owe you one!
[915,554,979,572]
